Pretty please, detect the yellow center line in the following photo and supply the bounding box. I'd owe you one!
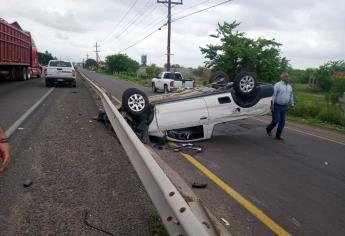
[169,142,291,236]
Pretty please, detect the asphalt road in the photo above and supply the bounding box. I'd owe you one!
[0,77,155,235]
[81,69,345,236]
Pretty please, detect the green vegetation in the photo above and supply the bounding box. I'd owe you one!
[105,53,140,74]
[148,211,168,236]
[84,58,97,69]
[200,21,288,83]
[38,50,56,65]
[117,72,151,87]
[146,64,161,78]
[288,83,345,130]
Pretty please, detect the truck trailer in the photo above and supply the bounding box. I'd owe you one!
[0,18,41,80]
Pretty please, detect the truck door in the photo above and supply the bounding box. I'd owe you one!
[155,97,209,131]
[173,73,183,88]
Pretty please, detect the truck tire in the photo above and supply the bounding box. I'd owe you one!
[152,83,157,92]
[122,88,149,116]
[209,71,230,88]
[234,72,257,96]
[164,84,168,93]
[22,67,28,81]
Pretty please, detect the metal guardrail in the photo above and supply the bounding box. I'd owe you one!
[79,71,210,236]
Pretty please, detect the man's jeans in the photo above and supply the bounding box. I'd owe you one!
[267,104,287,138]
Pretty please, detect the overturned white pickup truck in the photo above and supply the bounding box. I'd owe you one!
[121,72,273,142]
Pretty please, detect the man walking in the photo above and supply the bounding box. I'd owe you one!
[0,127,10,175]
[266,72,295,140]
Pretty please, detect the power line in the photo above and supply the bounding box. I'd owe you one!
[103,0,139,42]
[116,4,159,40]
[172,0,212,17]
[172,0,232,22]
[114,0,153,40]
[117,0,233,54]
[118,22,167,53]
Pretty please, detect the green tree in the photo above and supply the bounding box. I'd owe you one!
[105,54,139,74]
[38,50,56,65]
[200,21,288,83]
[287,68,309,83]
[333,77,345,95]
[85,58,97,69]
[146,64,161,78]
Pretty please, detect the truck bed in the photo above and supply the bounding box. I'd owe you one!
[0,18,31,66]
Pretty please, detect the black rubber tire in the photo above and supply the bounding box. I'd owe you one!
[164,84,168,93]
[152,83,157,92]
[122,88,149,116]
[234,72,257,96]
[209,71,230,88]
[45,81,51,87]
[22,67,28,81]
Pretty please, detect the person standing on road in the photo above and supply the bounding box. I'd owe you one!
[0,127,10,175]
[266,72,295,140]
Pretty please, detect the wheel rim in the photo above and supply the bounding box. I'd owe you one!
[128,94,145,112]
[239,75,255,93]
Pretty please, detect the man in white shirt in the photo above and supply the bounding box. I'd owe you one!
[266,72,295,140]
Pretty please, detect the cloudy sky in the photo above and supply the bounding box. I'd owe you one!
[1,0,344,69]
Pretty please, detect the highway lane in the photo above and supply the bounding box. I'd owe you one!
[79,68,153,98]
[81,69,345,236]
[0,76,155,235]
[0,78,49,130]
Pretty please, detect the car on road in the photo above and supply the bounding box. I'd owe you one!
[121,72,273,142]
[45,60,76,87]
[151,71,194,93]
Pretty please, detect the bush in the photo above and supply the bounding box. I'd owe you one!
[330,93,339,105]
[318,107,345,126]
[289,103,322,118]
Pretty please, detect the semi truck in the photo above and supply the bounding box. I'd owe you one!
[0,18,41,80]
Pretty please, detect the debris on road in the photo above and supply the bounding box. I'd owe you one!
[23,180,33,188]
[84,210,114,236]
[324,161,329,166]
[220,218,230,226]
[192,182,208,189]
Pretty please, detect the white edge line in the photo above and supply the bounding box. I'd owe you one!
[5,88,55,138]
[253,117,345,146]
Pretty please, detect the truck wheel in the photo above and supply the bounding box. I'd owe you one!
[22,67,28,81]
[152,83,157,92]
[209,72,230,88]
[122,88,149,116]
[27,68,31,80]
[164,84,168,93]
[234,72,257,96]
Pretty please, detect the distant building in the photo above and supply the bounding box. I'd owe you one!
[141,55,147,67]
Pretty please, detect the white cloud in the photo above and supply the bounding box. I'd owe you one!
[1,0,344,68]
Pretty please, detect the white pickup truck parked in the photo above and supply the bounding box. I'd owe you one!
[151,71,194,93]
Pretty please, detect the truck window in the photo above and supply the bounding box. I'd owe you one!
[49,61,72,67]
[175,73,183,81]
[163,73,171,79]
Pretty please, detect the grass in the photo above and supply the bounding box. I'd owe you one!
[148,211,169,236]
[288,83,345,130]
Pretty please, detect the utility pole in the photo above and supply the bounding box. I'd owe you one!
[157,0,183,71]
[86,53,89,60]
[94,42,100,69]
